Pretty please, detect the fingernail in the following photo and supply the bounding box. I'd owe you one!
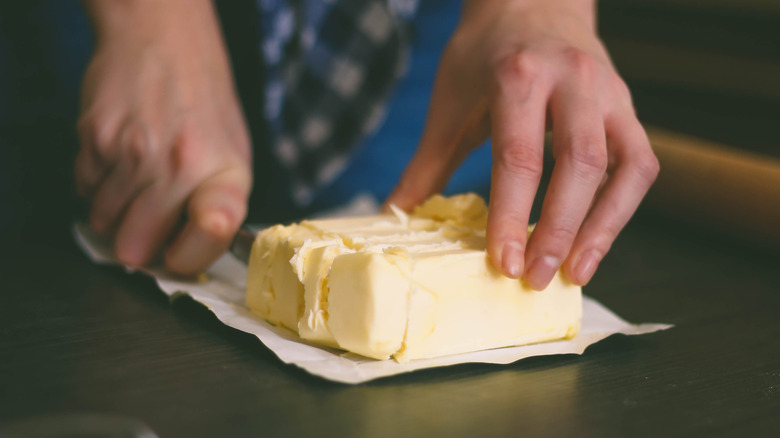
[525,255,560,290]
[574,249,602,285]
[501,241,524,278]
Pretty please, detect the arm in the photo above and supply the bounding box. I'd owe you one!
[386,0,659,289]
[77,0,252,275]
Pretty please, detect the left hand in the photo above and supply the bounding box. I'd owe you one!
[385,0,659,289]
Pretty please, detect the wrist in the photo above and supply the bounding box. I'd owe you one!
[84,0,221,49]
[462,0,597,33]
[85,0,234,85]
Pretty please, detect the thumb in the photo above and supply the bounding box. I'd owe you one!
[384,98,489,212]
[164,169,250,276]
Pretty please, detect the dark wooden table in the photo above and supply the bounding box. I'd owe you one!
[1,216,778,437]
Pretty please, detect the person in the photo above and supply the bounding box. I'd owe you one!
[75,0,659,290]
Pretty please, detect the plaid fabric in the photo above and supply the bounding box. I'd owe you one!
[258,0,419,205]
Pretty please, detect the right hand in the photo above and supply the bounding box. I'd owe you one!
[75,0,252,276]
[386,0,659,289]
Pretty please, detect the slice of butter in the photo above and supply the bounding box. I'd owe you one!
[246,194,581,362]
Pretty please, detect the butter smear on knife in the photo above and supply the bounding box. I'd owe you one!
[246,194,581,362]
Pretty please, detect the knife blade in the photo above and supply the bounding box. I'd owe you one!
[229,227,257,264]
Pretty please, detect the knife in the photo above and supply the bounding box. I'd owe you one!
[229,227,257,264]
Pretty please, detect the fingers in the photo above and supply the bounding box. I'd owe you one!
[563,113,659,285]
[523,85,607,290]
[113,170,249,276]
[74,149,104,199]
[113,180,190,268]
[88,123,156,236]
[88,158,141,236]
[78,110,251,275]
[165,170,250,276]
[74,115,119,198]
[105,135,250,275]
[485,55,549,279]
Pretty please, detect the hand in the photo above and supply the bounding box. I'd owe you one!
[75,0,252,275]
[386,0,659,289]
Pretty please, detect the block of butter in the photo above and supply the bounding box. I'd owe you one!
[246,194,581,362]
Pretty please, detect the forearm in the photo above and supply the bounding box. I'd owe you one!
[82,0,235,100]
[461,0,597,35]
[463,0,596,18]
[83,0,224,51]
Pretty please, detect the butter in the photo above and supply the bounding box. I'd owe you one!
[246,194,581,362]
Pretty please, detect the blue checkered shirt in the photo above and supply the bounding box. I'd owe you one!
[258,0,419,205]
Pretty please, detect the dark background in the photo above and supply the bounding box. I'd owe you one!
[601,0,780,160]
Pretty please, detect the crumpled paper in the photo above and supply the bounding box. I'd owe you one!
[73,216,671,384]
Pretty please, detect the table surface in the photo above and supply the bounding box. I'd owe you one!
[1,217,778,438]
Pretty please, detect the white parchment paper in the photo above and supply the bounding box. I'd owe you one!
[74,215,671,384]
